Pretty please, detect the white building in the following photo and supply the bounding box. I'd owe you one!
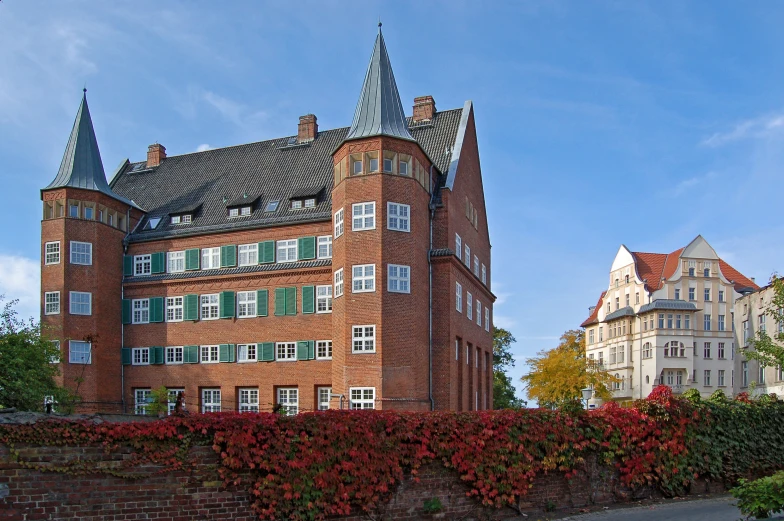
[582,236,759,404]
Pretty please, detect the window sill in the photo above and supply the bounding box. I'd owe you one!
[276,359,297,362]
[316,357,333,361]
[238,360,257,364]
[201,360,219,364]
[351,350,377,355]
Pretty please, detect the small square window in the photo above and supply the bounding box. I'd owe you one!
[69,292,92,315]
[399,161,409,176]
[69,340,91,364]
[352,160,363,175]
[388,264,410,293]
[171,215,181,224]
[276,342,297,361]
[291,200,303,209]
[352,202,375,231]
[369,158,379,172]
[316,340,333,360]
[202,389,221,412]
[228,208,239,217]
[70,241,92,265]
[304,198,316,208]
[387,202,410,232]
[317,236,332,259]
[352,264,375,292]
[84,207,94,220]
[69,204,79,218]
[240,206,251,216]
[352,325,376,353]
[383,158,393,172]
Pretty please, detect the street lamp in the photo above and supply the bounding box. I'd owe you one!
[581,387,593,409]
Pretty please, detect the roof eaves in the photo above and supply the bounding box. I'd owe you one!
[445,100,472,191]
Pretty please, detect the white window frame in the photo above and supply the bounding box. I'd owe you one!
[481,264,487,285]
[44,291,60,315]
[455,234,462,258]
[132,298,150,324]
[485,307,490,332]
[473,256,479,277]
[166,346,183,364]
[134,254,151,275]
[237,291,257,318]
[201,247,220,270]
[387,264,410,293]
[467,292,473,321]
[316,340,332,360]
[304,198,316,208]
[200,345,219,363]
[352,202,376,231]
[228,207,239,217]
[352,264,375,293]
[167,251,185,273]
[70,241,92,265]
[352,325,376,353]
[277,388,299,415]
[69,291,92,315]
[276,239,298,263]
[276,342,297,361]
[476,300,482,327]
[456,282,462,313]
[387,202,410,232]
[334,208,344,238]
[317,387,332,411]
[464,244,471,267]
[69,340,91,364]
[135,389,151,415]
[201,294,219,320]
[202,389,221,413]
[237,343,257,362]
[317,236,333,259]
[238,388,259,413]
[349,387,375,409]
[316,285,332,313]
[238,243,258,266]
[171,215,181,225]
[167,389,185,415]
[166,296,184,322]
[45,241,60,265]
[334,268,344,298]
[132,347,150,366]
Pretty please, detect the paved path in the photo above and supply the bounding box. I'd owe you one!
[552,496,784,521]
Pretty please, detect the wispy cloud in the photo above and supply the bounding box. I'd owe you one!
[493,314,518,329]
[0,255,40,321]
[196,144,212,152]
[702,112,784,147]
[671,171,717,197]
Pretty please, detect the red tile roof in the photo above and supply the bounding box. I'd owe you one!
[580,291,606,327]
[719,259,760,291]
[632,252,667,291]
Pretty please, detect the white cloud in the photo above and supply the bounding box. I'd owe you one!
[196,143,211,152]
[671,171,716,197]
[0,255,40,321]
[702,111,784,147]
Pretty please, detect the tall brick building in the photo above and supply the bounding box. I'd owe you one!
[40,27,494,414]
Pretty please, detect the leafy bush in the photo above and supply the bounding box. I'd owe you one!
[422,497,443,514]
[732,471,784,519]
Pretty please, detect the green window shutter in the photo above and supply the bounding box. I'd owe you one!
[297,237,316,260]
[151,252,166,274]
[185,249,200,270]
[260,342,275,362]
[297,341,310,361]
[184,345,199,363]
[151,346,165,365]
[302,286,315,314]
[184,294,199,321]
[274,288,286,316]
[285,287,297,316]
[219,291,235,319]
[122,299,131,324]
[149,297,165,323]
[123,255,134,276]
[307,340,315,360]
[259,241,275,264]
[219,344,236,363]
[257,289,268,317]
[220,245,237,268]
[121,348,131,365]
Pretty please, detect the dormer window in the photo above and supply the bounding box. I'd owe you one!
[225,195,258,219]
[171,215,181,224]
[229,208,239,217]
[291,200,302,210]
[171,214,192,225]
[240,206,251,216]
[304,198,316,208]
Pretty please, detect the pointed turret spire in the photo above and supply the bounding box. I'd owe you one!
[344,25,414,142]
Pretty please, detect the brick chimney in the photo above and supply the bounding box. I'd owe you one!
[147,143,166,167]
[298,114,318,143]
[413,96,436,122]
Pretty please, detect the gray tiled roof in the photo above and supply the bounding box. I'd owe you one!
[430,248,455,257]
[638,299,699,313]
[124,259,332,283]
[110,108,463,243]
[604,306,635,321]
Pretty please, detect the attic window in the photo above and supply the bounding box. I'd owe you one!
[228,206,252,218]
[171,214,192,225]
[265,200,279,212]
[144,217,162,230]
[291,200,302,210]
[304,198,316,208]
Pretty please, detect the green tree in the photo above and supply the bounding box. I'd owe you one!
[492,327,526,409]
[0,298,76,411]
[743,277,784,371]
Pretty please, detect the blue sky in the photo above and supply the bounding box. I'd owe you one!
[1,1,783,401]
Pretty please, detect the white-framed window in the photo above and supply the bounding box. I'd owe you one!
[201,294,219,320]
[467,292,473,320]
[350,387,375,409]
[132,299,150,324]
[167,251,185,273]
[277,239,297,263]
[352,264,375,293]
[277,388,298,415]
[474,256,479,277]
[69,340,91,364]
[166,296,183,322]
[202,389,221,413]
[352,159,363,174]
[304,198,316,208]
[200,345,219,363]
[387,202,410,232]
[134,389,151,415]
[352,202,375,231]
[316,285,332,313]
[69,292,91,315]
[70,241,92,265]
[456,282,462,312]
[44,291,60,315]
[317,236,333,259]
[388,264,410,293]
[485,307,490,332]
[276,342,296,361]
[132,347,150,365]
[239,388,259,412]
[455,234,462,258]
[171,215,181,224]
[334,268,344,297]
[317,387,332,411]
[334,208,344,238]
[134,254,151,275]
[167,389,184,415]
[464,244,470,267]
[201,248,220,270]
[45,241,60,265]
[481,264,487,285]
[352,325,376,353]
[238,343,257,362]
[316,340,332,360]
[399,159,409,175]
[718,370,726,386]
[228,207,240,217]
[704,370,711,386]
[238,243,258,266]
[166,346,183,364]
[476,300,482,327]
[265,201,279,213]
[237,291,257,318]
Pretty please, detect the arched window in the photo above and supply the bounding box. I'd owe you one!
[664,341,685,357]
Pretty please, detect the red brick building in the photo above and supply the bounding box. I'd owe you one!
[40,27,494,414]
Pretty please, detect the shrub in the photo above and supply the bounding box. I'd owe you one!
[732,471,784,519]
[422,498,443,514]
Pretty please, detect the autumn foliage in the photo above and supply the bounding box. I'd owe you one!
[1,387,784,520]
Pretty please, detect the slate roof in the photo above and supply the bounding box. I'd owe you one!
[638,300,699,313]
[110,108,463,243]
[604,306,635,321]
[124,259,332,283]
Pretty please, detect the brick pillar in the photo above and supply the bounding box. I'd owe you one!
[147,143,166,167]
[413,96,436,122]
[298,114,318,142]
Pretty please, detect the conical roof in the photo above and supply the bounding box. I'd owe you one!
[44,91,137,207]
[344,25,414,142]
